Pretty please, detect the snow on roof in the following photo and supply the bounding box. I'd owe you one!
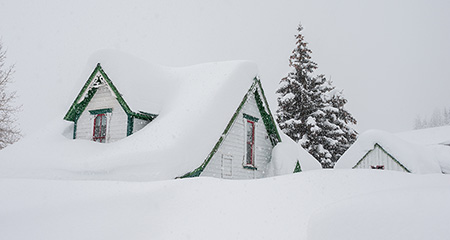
[396,125,450,146]
[0,50,264,181]
[266,132,322,176]
[396,126,450,173]
[335,130,442,174]
[82,50,180,114]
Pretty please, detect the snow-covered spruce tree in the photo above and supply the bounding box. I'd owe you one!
[276,24,357,168]
[0,41,20,149]
[323,83,357,166]
[276,23,318,142]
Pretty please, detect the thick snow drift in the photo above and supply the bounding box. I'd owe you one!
[1,170,449,240]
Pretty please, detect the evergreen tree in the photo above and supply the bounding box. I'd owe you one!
[323,83,357,166]
[276,24,357,168]
[276,23,318,142]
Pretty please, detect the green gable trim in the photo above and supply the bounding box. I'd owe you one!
[178,77,283,179]
[243,113,259,122]
[64,63,157,124]
[178,80,258,179]
[254,81,281,146]
[127,115,134,136]
[65,87,98,122]
[353,143,411,173]
[89,108,112,115]
[64,64,102,121]
[293,160,302,173]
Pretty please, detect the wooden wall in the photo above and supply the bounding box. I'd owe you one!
[75,85,128,142]
[201,88,273,179]
[354,145,408,172]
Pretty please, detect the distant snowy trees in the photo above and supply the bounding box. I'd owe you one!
[276,24,357,168]
[414,108,450,129]
[0,41,20,149]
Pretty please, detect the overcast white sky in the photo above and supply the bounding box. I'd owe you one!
[0,0,449,135]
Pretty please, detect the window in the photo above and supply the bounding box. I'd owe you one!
[245,119,255,166]
[93,114,107,143]
[371,165,385,170]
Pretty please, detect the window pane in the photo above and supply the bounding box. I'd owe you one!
[246,120,254,165]
[93,114,107,143]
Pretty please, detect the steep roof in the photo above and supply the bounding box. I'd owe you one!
[335,130,442,174]
[0,50,296,181]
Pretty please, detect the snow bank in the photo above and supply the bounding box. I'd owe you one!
[1,170,449,240]
[396,125,450,146]
[335,129,442,174]
[267,132,321,176]
[396,126,450,173]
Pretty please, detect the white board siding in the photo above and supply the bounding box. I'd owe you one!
[201,91,273,179]
[75,85,128,143]
[354,145,408,173]
[133,118,150,133]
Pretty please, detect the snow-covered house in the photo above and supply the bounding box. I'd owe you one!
[64,63,157,142]
[25,50,319,181]
[335,130,442,174]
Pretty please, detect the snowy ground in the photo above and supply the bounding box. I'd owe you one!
[1,170,449,240]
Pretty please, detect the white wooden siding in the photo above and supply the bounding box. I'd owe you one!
[133,118,150,133]
[201,90,273,179]
[75,85,128,142]
[354,145,408,172]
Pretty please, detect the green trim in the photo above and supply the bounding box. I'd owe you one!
[127,115,134,136]
[254,80,281,146]
[73,120,77,139]
[293,160,302,173]
[178,77,284,179]
[63,63,157,123]
[243,165,257,170]
[89,108,112,115]
[353,143,411,173]
[256,78,281,143]
[178,80,258,178]
[131,111,158,121]
[243,113,259,122]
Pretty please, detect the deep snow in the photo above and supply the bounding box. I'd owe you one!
[1,170,449,240]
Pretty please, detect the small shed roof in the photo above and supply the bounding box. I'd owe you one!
[335,130,442,174]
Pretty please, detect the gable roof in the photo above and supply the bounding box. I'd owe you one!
[0,50,288,181]
[335,130,442,174]
[64,63,157,122]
